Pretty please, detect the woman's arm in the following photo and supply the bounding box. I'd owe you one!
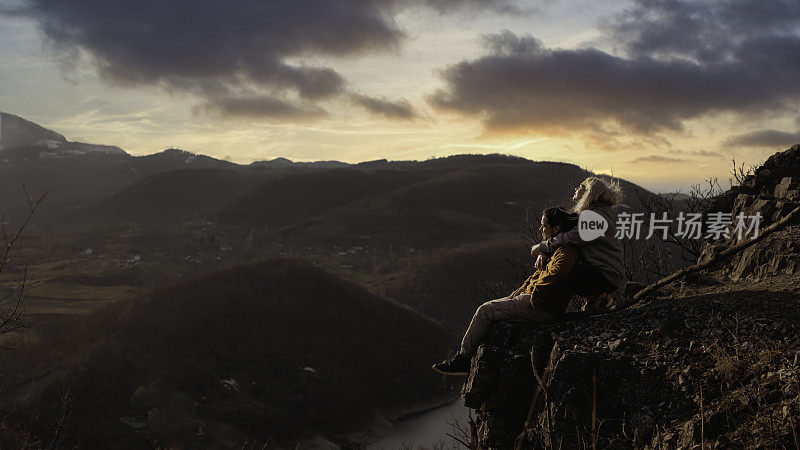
[538,226,585,256]
[538,206,616,255]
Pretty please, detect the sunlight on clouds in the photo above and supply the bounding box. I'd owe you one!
[1,0,793,194]
[443,137,549,151]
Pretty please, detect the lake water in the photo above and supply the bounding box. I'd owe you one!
[367,399,472,450]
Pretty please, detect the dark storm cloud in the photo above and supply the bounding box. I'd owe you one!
[430,1,800,139]
[350,93,415,120]
[193,95,326,119]
[725,130,800,148]
[604,0,800,63]
[9,0,518,119]
[423,0,526,14]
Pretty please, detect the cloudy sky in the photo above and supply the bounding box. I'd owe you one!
[1,0,799,192]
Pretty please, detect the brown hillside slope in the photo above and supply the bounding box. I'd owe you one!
[212,167,428,228]
[276,161,647,248]
[70,168,266,223]
[0,258,452,448]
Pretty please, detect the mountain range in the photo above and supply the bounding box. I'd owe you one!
[0,112,650,242]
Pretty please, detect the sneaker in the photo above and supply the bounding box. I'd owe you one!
[432,352,472,376]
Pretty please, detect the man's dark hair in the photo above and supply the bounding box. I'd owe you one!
[543,206,579,232]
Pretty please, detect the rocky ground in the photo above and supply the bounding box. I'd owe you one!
[464,271,800,449]
[461,147,800,449]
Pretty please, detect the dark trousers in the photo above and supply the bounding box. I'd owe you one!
[568,263,618,298]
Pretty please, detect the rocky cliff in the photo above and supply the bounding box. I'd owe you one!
[462,145,800,449]
[702,145,800,282]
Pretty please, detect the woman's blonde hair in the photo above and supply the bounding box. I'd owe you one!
[572,176,623,213]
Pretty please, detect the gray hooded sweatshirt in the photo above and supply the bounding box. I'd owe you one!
[538,204,625,289]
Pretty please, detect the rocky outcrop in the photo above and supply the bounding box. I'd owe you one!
[723,226,800,281]
[463,276,800,449]
[707,145,800,225]
[699,145,800,281]
[463,145,800,449]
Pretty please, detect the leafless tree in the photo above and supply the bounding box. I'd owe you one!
[635,177,723,263]
[44,387,74,450]
[729,157,757,188]
[0,186,48,348]
[623,155,767,283]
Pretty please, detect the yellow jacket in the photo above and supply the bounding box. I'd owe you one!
[519,246,578,317]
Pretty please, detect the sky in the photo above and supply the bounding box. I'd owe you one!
[1,0,799,192]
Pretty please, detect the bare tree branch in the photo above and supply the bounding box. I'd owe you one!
[1,187,48,273]
[0,187,48,346]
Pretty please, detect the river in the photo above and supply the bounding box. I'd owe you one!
[366,399,472,450]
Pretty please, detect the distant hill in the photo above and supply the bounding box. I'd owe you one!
[212,167,429,228]
[0,257,452,447]
[0,112,126,157]
[250,157,349,169]
[130,148,237,172]
[61,154,651,251]
[62,152,650,233]
[271,161,647,247]
[69,168,267,224]
[0,148,246,225]
[0,112,66,149]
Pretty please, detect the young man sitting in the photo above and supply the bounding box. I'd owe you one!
[433,206,579,376]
